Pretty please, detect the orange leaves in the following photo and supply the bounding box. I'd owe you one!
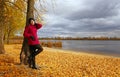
[36,47,120,77]
[1,44,120,77]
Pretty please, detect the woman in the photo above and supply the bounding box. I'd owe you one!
[23,18,43,69]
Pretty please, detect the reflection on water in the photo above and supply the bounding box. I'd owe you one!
[41,40,120,57]
[62,40,120,57]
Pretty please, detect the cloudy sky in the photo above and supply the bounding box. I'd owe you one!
[37,0,120,37]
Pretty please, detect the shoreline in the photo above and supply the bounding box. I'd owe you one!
[4,43,120,58]
[5,44,120,58]
[44,47,120,58]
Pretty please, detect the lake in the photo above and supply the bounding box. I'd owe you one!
[41,40,120,57]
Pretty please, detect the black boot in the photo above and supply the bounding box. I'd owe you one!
[28,56,32,68]
[32,56,39,69]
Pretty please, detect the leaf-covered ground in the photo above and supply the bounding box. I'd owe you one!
[0,44,120,77]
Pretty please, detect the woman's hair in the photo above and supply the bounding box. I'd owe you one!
[28,18,35,24]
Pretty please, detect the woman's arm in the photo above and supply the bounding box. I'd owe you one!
[35,23,42,29]
[23,26,32,38]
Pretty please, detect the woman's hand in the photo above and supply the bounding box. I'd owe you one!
[30,36,35,41]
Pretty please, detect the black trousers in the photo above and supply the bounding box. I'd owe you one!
[28,44,43,68]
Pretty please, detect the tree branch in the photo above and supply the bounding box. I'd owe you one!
[5,1,27,14]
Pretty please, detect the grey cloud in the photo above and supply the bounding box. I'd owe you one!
[39,0,120,37]
[79,18,120,32]
[66,0,120,20]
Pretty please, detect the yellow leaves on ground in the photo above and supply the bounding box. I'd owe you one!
[37,48,120,77]
[0,44,120,77]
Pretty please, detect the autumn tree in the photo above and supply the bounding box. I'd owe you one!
[0,0,27,54]
[0,0,7,54]
[4,0,26,44]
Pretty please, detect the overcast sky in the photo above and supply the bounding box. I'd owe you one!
[37,0,120,37]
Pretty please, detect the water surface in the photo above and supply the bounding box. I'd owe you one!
[41,40,120,57]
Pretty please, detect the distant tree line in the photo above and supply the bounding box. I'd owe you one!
[10,36,120,40]
[39,37,120,40]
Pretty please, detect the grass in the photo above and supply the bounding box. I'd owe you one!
[0,44,120,77]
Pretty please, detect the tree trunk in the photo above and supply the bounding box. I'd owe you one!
[0,0,6,54]
[20,0,35,64]
[6,29,11,44]
[0,22,5,54]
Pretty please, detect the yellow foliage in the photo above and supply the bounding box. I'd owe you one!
[0,44,119,77]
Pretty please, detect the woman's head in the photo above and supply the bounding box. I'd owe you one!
[29,18,35,25]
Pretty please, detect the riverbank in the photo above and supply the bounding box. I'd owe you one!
[0,44,120,77]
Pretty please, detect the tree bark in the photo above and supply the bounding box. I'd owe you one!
[6,29,11,44]
[20,0,35,64]
[0,0,6,54]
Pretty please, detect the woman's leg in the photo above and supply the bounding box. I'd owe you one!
[29,44,43,69]
[32,56,37,69]
[28,45,34,68]
[32,44,43,69]
[34,44,43,56]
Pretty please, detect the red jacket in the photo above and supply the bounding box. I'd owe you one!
[23,23,42,45]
